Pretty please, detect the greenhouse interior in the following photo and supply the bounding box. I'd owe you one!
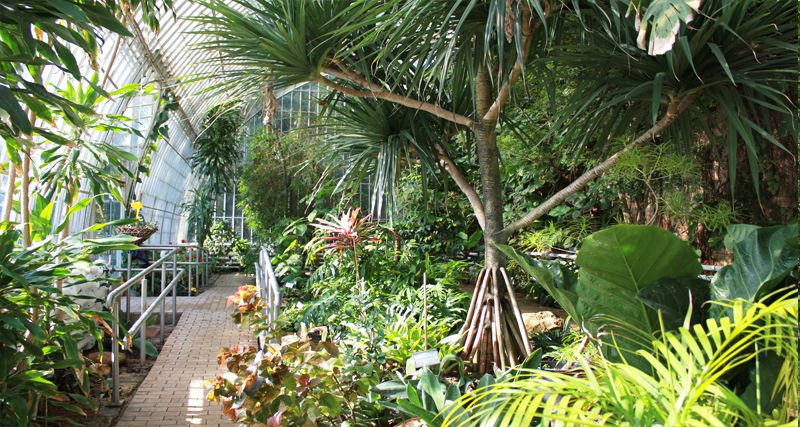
[0,1,798,426]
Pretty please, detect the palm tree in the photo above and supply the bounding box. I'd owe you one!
[193,0,796,370]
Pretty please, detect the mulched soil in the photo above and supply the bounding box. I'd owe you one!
[41,313,182,426]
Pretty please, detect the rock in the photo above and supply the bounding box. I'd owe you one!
[145,325,160,339]
[522,310,566,336]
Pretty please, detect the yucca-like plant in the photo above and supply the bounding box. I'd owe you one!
[442,289,799,426]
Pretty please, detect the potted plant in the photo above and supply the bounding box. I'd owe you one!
[116,201,158,244]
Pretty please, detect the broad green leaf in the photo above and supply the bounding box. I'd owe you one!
[576,225,701,333]
[711,224,799,302]
[637,277,709,330]
[0,85,32,133]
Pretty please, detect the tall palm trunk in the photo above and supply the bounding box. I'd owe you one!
[459,67,531,372]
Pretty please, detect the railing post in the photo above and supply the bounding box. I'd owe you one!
[111,298,121,405]
[160,258,166,344]
[126,251,132,323]
[204,249,208,288]
[172,252,178,326]
[195,244,200,291]
[187,248,193,297]
[140,278,148,363]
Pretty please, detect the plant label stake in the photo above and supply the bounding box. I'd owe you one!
[410,349,440,369]
[411,272,440,369]
[423,272,428,345]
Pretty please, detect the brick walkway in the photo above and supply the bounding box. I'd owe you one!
[116,273,253,426]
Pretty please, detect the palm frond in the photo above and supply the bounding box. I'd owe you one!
[553,0,797,199]
[444,289,799,426]
[320,96,449,218]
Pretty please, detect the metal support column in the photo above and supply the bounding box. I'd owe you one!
[140,279,148,363]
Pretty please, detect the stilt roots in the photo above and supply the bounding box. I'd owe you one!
[459,267,531,373]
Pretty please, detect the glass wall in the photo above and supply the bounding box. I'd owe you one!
[212,83,326,240]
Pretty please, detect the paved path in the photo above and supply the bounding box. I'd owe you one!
[116,274,254,426]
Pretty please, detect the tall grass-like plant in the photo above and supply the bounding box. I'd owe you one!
[442,290,799,426]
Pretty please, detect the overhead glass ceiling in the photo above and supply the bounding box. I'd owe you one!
[0,0,248,244]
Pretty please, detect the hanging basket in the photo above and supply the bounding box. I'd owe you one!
[116,223,158,245]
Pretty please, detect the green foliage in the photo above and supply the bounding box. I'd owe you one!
[238,130,328,236]
[395,167,479,258]
[181,184,214,245]
[269,215,316,291]
[0,228,136,424]
[515,218,594,252]
[377,366,472,426]
[504,225,709,366]
[0,1,130,141]
[191,105,243,194]
[378,351,544,426]
[207,332,378,426]
[36,75,146,207]
[498,222,799,424]
[205,221,253,271]
[711,223,798,303]
[322,97,446,217]
[443,291,799,426]
[558,0,797,200]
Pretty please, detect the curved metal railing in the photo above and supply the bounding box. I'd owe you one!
[254,248,280,347]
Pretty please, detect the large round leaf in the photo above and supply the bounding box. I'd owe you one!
[576,225,702,361]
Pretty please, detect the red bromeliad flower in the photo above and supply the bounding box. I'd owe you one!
[311,208,379,283]
[311,208,379,257]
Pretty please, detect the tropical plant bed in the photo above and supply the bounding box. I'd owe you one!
[48,314,182,426]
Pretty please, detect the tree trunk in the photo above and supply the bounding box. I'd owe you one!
[2,161,16,222]
[459,67,531,373]
[21,149,31,247]
[474,121,506,267]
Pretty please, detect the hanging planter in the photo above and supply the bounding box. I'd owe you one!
[117,201,158,244]
[115,223,158,244]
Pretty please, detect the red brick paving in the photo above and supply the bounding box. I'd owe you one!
[116,273,253,426]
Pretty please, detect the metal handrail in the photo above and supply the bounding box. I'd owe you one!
[106,248,182,406]
[254,248,280,347]
[137,243,210,296]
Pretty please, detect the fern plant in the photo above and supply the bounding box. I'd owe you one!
[442,290,799,426]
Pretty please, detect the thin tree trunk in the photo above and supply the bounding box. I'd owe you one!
[474,65,507,266]
[21,150,31,247]
[460,67,530,373]
[2,161,16,222]
[435,143,485,230]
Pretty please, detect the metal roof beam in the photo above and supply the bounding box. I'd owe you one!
[125,11,200,144]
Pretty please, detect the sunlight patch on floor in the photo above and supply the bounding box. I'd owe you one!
[185,378,206,424]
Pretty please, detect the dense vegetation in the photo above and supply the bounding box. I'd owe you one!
[0,0,796,426]
[202,0,798,426]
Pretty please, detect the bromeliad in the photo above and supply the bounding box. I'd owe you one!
[311,208,380,285]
